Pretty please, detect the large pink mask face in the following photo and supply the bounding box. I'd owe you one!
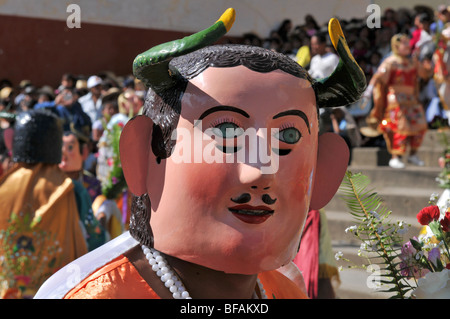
[148,66,319,274]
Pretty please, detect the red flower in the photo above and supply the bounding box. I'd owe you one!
[440,211,450,232]
[417,205,440,226]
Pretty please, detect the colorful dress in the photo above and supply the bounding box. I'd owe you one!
[370,55,428,155]
[0,163,88,298]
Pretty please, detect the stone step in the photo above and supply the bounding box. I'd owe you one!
[331,245,414,299]
[346,165,442,189]
[350,146,443,167]
[421,128,450,148]
[335,267,389,299]
[325,186,441,219]
[350,128,449,167]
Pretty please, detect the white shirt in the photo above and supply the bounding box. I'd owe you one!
[78,92,102,124]
[308,52,340,79]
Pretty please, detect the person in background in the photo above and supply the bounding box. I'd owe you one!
[37,86,55,104]
[92,88,121,143]
[430,5,450,35]
[0,111,14,178]
[0,86,14,112]
[75,78,89,98]
[78,75,103,125]
[304,14,320,37]
[92,112,129,241]
[118,88,144,118]
[368,33,429,169]
[54,87,92,134]
[14,80,32,106]
[17,86,37,112]
[60,130,106,250]
[58,73,76,93]
[0,109,88,298]
[92,90,128,239]
[276,19,292,43]
[308,32,340,79]
[330,107,362,164]
[410,13,432,53]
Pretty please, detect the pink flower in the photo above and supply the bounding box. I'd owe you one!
[400,240,416,259]
[399,239,428,279]
[417,205,440,226]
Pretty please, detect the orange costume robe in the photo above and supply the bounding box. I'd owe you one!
[0,163,88,298]
[35,232,308,299]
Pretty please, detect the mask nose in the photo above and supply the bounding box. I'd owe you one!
[238,162,274,190]
[237,127,279,182]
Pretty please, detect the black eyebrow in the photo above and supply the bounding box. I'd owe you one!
[197,106,250,123]
[273,110,310,134]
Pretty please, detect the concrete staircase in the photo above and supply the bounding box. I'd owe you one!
[324,129,449,299]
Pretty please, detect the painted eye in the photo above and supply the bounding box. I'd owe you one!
[275,127,301,144]
[212,122,244,139]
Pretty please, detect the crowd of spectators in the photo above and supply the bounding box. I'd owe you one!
[1,4,450,174]
[239,4,450,152]
[0,71,145,176]
[241,5,445,83]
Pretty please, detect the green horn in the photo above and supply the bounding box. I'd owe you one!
[313,18,367,107]
[133,8,236,93]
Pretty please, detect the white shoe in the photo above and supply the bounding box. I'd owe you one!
[408,155,424,166]
[389,157,405,169]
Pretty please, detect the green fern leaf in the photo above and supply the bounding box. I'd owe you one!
[338,170,413,299]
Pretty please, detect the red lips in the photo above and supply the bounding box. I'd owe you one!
[228,204,274,224]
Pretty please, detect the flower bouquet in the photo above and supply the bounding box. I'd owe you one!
[404,195,450,298]
[337,170,450,299]
[97,114,128,200]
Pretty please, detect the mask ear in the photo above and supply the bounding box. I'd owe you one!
[309,132,349,210]
[119,115,154,196]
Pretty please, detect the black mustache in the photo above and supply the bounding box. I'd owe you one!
[262,194,277,205]
[230,193,251,204]
[230,193,277,205]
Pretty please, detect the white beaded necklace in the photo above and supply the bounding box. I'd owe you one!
[141,245,267,299]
